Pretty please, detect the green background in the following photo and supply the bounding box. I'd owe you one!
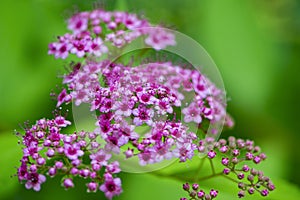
[0,0,299,199]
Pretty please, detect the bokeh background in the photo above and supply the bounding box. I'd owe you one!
[0,0,299,199]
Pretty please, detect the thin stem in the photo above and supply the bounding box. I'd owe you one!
[221,174,240,183]
[196,172,223,181]
[194,158,206,182]
[209,159,216,175]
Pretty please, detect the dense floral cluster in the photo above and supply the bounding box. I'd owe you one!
[56,60,231,165]
[16,8,275,200]
[48,9,175,59]
[181,183,218,200]
[17,116,122,199]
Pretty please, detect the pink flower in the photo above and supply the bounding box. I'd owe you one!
[67,12,89,34]
[132,105,154,126]
[136,90,158,105]
[63,178,74,189]
[64,144,84,160]
[89,38,108,57]
[100,174,122,200]
[70,37,90,57]
[145,28,176,50]
[54,116,71,127]
[90,149,111,166]
[25,173,46,191]
[182,102,202,123]
[106,161,121,174]
[56,89,72,107]
[87,182,98,193]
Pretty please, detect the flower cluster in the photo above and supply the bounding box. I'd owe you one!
[181,183,218,200]
[48,10,175,59]
[16,8,275,200]
[17,116,122,199]
[57,60,232,165]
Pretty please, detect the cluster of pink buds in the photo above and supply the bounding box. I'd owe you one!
[16,8,275,200]
[181,183,218,200]
[180,136,275,199]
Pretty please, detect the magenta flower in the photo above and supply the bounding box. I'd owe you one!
[54,116,71,127]
[16,8,277,200]
[132,104,154,126]
[182,102,202,123]
[63,178,74,189]
[25,173,46,191]
[100,174,122,200]
[67,12,89,34]
[90,149,112,166]
[64,144,84,160]
[145,28,176,50]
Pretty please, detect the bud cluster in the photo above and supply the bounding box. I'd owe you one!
[181,183,218,200]
[196,136,275,198]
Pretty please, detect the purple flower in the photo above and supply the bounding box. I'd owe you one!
[56,89,72,107]
[210,189,218,198]
[182,102,202,124]
[64,144,84,160]
[25,173,46,191]
[90,149,111,166]
[132,104,154,126]
[100,174,122,200]
[89,38,108,57]
[207,150,216,159]
[87,182,98,193]
[54,116,71,127]
[67,12,89,34]
[145,28,176,50]
[63,178,74,189]
[106,161,121,174]
[260,189,269,197]
[238,190,245,198]
[183,183,190,191]
[197,190,205,198]
[253,156,261,164]
[221,157,229,166]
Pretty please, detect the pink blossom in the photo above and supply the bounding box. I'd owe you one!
[132,105,154,126]
[63,178,74,189]
[67,12,89,34]
[90,149,111,166]
[25,173,46,191]
[100,174,122,200]
[54,116,71,127]
[182,102,202,123]
[145,28,176,50]
[64,144,84,160]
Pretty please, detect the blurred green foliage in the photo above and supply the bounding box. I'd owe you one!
[0,0,299,199]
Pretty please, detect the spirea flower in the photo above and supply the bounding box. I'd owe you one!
[48,10,176,59]
[16,7,275,200]
[16,116,122,199]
